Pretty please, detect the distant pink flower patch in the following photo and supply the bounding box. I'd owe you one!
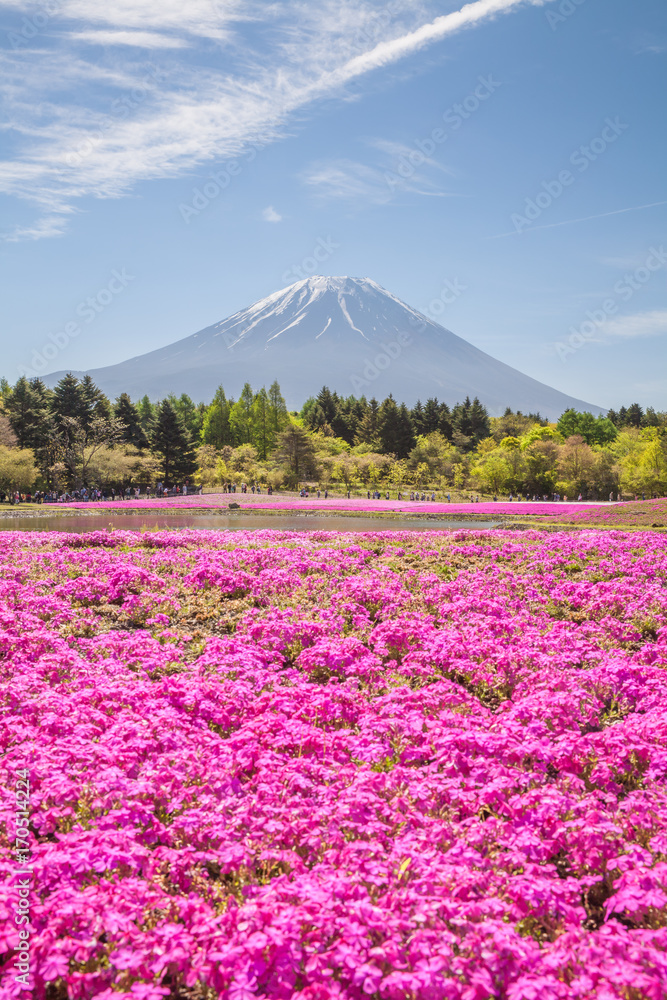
[56,494,611,518]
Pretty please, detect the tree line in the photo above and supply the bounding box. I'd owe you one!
[0,373,665,497]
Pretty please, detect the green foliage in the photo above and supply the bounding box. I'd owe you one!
[151,400,197,483]
[0,446,38,493]
[557,409,618,446]
[2,372,665,497]
[114,394,148,450]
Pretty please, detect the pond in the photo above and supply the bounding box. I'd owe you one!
[0,513,500,533]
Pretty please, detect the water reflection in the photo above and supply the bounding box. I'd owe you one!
[0,513,500,533]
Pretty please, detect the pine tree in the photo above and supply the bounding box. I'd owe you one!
[411,400,425,436]
[378,395,400,454]
[422,398,441,435]
[229,383,255,444]
[201,386,232,448]
[316,387,338,425]
[252,387,273,460]
[625,403,643,428]
[138,395,155,434]
[168,393,201,437]
[275,423,317,486]
[80,375,111,425]
[331,396,357,444]
[50,374,90,444]
[469,397,490,444]
[151,400,197,483]
[395,403,416,459]
[268,381,288,435]
[355,398,380,447]
[114,393,148,449]
[438,402,453,441]
[5,377,48,449]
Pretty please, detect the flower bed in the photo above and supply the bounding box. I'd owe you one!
[2,527,667,998]
[56,494,610,518]
[538,498,667,529]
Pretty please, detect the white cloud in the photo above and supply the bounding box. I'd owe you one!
[598,310,667,340]
[70,30,190,49]
[262,205,282,222]
[302,156,453,205]
[302,136,457,206]
[302,159,396,204]
[0,0,553,239]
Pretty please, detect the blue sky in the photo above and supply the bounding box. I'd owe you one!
[0,0,665,410]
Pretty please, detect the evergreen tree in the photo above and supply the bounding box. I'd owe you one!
[438,402,453,441]
[451,396,489,449]
[138,395,155,434]
[5,377,48,449]
[469,397,491,444]
[422,398,441,435]
[331,396,357,444]
[229,383,255,444]
[201,386,232,448]
[114,393,148,449]
[168,393,202,438]
[268,381,289,435]
[275,423,317,486]
[411,400,425,436]
[151,400,197,483]
[301,398,329,432]
[316,387,338,425]
[80,375,111,425]
[626,402,643,428]
[395,403,416,459]
[355,398,380,447]
[252,387,273,460]
[378,395,400,454]
[51,374,89,440]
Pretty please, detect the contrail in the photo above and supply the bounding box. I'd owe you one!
[318,0,554,93]
[488,200,667,239]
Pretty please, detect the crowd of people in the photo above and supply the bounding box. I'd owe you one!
[0,482,204,504]
[1,483,657,506]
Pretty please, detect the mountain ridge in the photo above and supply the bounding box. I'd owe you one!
[43,275,604,419]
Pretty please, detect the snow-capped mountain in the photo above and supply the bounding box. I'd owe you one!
[45,276,603,417]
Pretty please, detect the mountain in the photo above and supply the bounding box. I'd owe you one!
[45,276,604,418]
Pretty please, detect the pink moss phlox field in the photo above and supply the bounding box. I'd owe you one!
[2,527,667,999]
[57,495,606,517]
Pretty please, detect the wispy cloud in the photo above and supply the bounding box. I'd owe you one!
[262,205,282,223]
[598,310,667,340]
[0,0,553,239]
[70,30,190,49]
[302,159,398,205]
[302,143,455,206]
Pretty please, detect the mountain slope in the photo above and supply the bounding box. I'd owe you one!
[45,276,604,418]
